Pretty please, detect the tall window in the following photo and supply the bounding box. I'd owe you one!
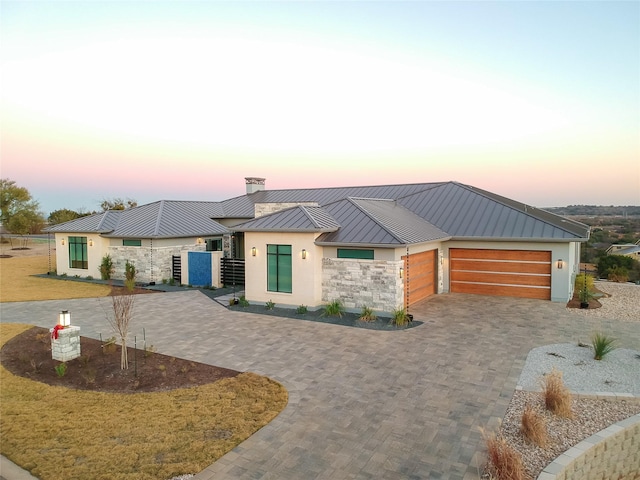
[267,244,292,293]
[69,236,88,269]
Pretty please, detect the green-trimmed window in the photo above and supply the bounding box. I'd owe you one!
[123,239,142,247]
[69,236,88,269]
[337,248,374,260]
[267,244,292,293]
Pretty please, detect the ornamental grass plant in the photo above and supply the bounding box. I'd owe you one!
[542,368,573,419]
[481,427,526,480]
[520,404,548,448]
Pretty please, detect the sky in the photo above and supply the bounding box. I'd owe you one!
[1,0,639,215]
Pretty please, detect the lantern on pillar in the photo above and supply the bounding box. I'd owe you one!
[59,310,71,327]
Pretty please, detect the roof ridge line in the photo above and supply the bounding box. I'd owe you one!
[154,200,166,237]
[348,198,406,245]
[298,205,323,229]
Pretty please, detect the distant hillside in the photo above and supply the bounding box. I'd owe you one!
[544,205,640,216]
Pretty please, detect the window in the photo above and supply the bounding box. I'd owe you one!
[337,248,374,260]
[69,236,88,269]
[206,238,222,251]
[267,244,292,293]
[123,239,142,247]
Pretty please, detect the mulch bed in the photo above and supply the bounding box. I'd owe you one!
[1,326,240,393]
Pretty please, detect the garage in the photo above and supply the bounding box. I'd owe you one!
[403,249,437,307]
[450,248,551,300]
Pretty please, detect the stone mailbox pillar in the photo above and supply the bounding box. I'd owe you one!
[51,326,81,362]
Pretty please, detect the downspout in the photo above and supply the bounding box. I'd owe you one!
[405,244,410,316]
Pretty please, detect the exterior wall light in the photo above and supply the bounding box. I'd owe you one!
[196,237,204,245]
[59,310,71,327]
[301,249,307,259]
[251,247,257,257]
[557,259,563,269]
[399,266,404,279]
[61,238,65,246]
[88,239,94,247]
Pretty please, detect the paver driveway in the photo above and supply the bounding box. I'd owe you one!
[1,291,638,480]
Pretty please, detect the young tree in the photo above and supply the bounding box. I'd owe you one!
[108,261,137,370]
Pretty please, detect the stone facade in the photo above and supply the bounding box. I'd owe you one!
[537,412,640,480]
[254,202,319,218]
[322,258,404,313]
[51,326,81,362]
[109,245,204,284]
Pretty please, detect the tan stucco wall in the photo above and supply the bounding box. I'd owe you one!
[243,232,323,308]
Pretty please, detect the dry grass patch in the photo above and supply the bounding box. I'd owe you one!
[542,368,573,418]
[520,404,548,448]
[0,324,288,480]
[0,254,111,302]
[482,427,527,480]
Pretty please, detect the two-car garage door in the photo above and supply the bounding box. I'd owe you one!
[450,248,551,300]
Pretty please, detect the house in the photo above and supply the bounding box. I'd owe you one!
[46,178,590,313]
[605,242,640,259]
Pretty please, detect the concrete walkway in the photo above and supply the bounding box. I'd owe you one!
[1,292,638,480]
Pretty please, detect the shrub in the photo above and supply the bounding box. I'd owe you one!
[124,260,136,290]
[482,428,525,480]
[592,332,617,360]
[323,300,344,318]
[54,362,67,377]
[390,307,410,327]
[574,273,594,292]
[265,300,275,310]
[239,296,250,307]
[359,305,377,322]
[542,368,573,418]
[100,254,114,280]
[607,266,629,283]
[296,305,308,315]
[520,404,548,448]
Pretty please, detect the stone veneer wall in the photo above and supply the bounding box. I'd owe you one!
[109,245,204,283]
[254,202,319,218]
[322,258,403,313]
[537,413,640,480]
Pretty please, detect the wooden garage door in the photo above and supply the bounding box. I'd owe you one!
[403,250,437,307]
[450,249,551,300]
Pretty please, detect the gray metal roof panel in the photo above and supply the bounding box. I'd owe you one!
[317,198,449,246]
[397,183,589,240]
[44,210,122,233]
[46,201,229,238]
[234,205,340,232]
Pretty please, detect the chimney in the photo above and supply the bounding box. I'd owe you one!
[245,177,266,194]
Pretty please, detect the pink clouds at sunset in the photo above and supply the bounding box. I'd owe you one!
[1,1,638,214]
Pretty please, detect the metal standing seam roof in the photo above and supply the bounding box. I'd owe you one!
[397,182,590,240]
[44,200,229,238]
[316,198,450,246]
[44,180,589,243]
[234,205,341,232]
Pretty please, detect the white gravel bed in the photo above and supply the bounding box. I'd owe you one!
[518,343,640,395]
[567,281,640,322]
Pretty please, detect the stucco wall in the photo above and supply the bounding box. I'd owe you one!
[254,202,319,218]
[322,258,404,314]
[243,231,323,308]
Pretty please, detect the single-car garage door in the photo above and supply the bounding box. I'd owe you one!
[450,249,551,300]
[403,250,437,307]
